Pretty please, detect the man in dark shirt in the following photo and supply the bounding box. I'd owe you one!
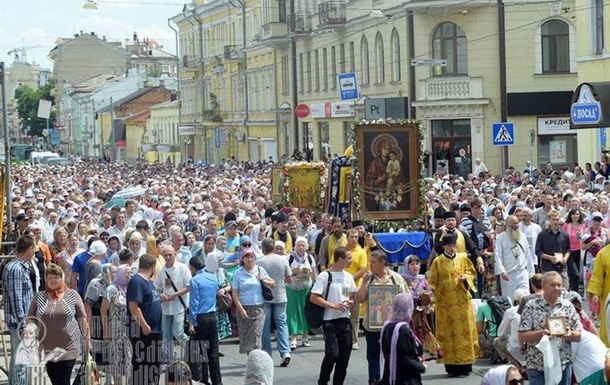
[127,253,163,385]
[535,209,570,289]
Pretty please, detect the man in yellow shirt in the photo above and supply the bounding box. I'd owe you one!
[345,228,368,350]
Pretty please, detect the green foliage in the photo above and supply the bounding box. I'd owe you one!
[202,93,223,122]
[15,82,56,137]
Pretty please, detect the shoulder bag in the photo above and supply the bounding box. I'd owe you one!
[164,270,190,334]
[305,271,333,329]
[257,266,274,301]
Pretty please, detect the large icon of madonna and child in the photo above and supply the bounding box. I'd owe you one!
[356,124,420,220]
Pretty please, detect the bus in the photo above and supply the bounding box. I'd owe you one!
[0,144,35,164]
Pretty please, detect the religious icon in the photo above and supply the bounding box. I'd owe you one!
[546,316,567,336]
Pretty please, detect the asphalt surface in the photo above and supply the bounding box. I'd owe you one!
[0,332,501,384]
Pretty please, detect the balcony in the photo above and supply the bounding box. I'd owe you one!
[287,14,312,35]
[261,22,288,41]
[318,1,346,27]
[223,45,241,61]
[182,55,199,68]
[418,76,484,101]
[403,0,492,12]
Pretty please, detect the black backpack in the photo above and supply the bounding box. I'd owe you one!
[469,216,490,250]
[289,253,315,268]
[487,296,511,326]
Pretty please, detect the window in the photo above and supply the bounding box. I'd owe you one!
[323,48,328,91]
[307,51,312,92]
[349,42,355,72]
[339,43,346,73]
[331,46,337,89]
[375,32,384,84]
[314,49,320,91]
[391,29,401,82]
[361,36,370,85]
[432,22,468,76]
[594,0,604,54]
[281,55,289,95]
[541,20,569,72]
[299,53,304,94]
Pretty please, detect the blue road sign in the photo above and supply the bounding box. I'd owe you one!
[571,102,601,125]
[338,72,358,100]
[492,122,515,146]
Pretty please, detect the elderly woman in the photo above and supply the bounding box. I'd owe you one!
[286,236,317,349]
[49,226,69,262]
[84,263,115,372]
[57,234,84,284]
[380,292,427,385]
[27,264,92,385]
[480,365,523,385]
[204,251,232,340]
[243,349,274,385]
[232,247,275,354]
[101,264,133,385]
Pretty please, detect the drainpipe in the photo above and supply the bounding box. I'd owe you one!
[498,0,508,170]
[290,0,299,154]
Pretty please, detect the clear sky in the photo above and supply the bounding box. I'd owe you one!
[0,0,187,70]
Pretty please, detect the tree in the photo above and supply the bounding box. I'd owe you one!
[15,81,56,137]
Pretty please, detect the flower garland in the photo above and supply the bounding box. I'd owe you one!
[350,118,427,232]
[282,162,327,210]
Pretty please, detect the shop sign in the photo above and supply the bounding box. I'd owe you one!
[537,117,571,135]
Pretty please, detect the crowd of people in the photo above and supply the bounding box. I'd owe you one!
[4,155,610,385]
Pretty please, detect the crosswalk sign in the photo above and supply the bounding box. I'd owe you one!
[492,122,515,146]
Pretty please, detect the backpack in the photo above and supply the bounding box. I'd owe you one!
[305,271,332,329]
[487,296,511,326]
[289,253,315,268]
[469,216,490,250]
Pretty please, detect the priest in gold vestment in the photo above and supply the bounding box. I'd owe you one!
[428,232,480,378]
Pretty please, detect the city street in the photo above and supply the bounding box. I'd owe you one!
[214,334,496,385]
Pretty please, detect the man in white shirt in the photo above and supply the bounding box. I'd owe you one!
[495,215,535,300]
[493,289,529,367]
[519,207,542,269]
[310,246,357,385]
[153,245,191,357]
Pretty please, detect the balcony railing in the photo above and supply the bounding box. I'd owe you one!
[287,14,312,34]
[261,22,288,41]
[318,1,346,26]
[419,76,484,101]
[223,45,241,60]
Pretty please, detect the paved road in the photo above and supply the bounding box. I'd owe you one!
[215,333,498,385]
[0,332,500,384]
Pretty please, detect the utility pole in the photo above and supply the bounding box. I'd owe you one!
[289,0,299,155]
[0,62,11,222]
[168,18,182,160]
[110,96,115,162]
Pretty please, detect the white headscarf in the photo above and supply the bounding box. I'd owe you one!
[244,349,273,385]
[480,365,515,385]
[204,251,221,273]
[249,224,263,258]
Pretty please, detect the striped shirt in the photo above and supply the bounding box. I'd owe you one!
[2,258,34,326]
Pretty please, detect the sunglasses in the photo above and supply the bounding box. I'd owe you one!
[242,243,252,247]
[509,378,524,385]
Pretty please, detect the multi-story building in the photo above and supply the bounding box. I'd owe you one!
[572,0,608,165]
[171,0,278,164]
[258,0,578,173]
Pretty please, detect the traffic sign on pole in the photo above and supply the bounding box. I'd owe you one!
[295,104,310,118]
[492,122,515,146]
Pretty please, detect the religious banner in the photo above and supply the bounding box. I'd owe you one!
[283,162,326,211]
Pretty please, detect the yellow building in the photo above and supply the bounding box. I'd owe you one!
[171,0,279,164]
[146,100,181,164]
[572,0,609,164]
[259,0,578,173]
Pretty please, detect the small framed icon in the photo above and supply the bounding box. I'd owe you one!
[546,316,567,336]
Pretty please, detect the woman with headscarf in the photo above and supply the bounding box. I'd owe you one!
[243,349,274,385]
[100,264,133,385]
[380,292,427,385]
[84,263,115,372]
[480,365,523,385]
[106,235,123,264]
[204,251,232,340]
[49,226,69,263]
[401,255,440,361]
[286,236,317,349]
[57,234,84,284]
[232,247,275,354]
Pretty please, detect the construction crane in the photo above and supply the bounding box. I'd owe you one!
[7,45,43,64]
